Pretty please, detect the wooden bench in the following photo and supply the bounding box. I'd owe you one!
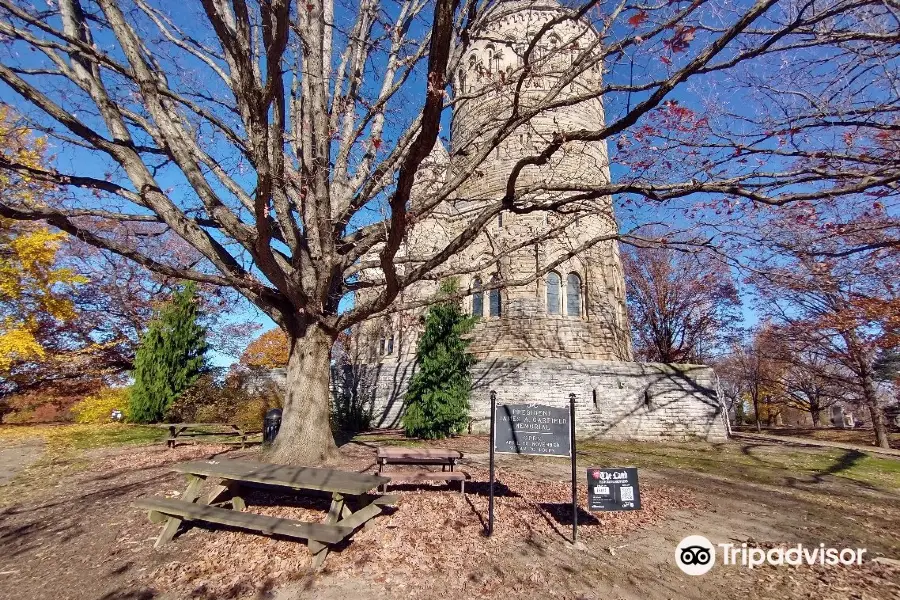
[134,459,395,568]
[382,470,468,494]
[376,447,467,494]
[134,497,353,543]
[377,447,462,471]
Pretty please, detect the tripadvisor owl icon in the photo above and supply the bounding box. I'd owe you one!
[676,535,716,575]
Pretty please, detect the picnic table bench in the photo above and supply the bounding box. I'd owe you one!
[156,423,261,448]
[376,447,468,493]
[134,459,394,568]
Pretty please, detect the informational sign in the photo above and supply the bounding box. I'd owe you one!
[587,467,641,512]
[487,393,578,541]
[493,403,571,457]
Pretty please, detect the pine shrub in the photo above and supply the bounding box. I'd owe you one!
[129,282,208,423]
[402,280,475,439]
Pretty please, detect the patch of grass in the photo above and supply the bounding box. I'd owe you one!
[578,439,900,493]
[0,423,166,452]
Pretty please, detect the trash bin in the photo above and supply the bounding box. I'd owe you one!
[263,408,283,445]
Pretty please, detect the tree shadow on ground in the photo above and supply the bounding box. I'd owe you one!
[736,443,879,492]
[536,503,601,541]
[98,590,156,600]
[791,449,868,487]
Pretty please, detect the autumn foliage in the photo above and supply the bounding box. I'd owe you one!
[240,328,289,369]
[0,109,82,374]
[623,239,741,363]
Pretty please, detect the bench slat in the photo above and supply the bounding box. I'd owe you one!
[377,447,462,460]
[372,494,399,506]
[335,502,382,530]
[134,497,351,544]
[387,471,468,483]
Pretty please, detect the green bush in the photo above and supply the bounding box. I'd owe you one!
[71,388,131,424]
[402,279,475,439]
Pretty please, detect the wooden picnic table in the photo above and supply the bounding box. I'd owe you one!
[134,459,393,568]
[156,423,261,448]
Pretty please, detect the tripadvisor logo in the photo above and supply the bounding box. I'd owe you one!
[675,536,868,575]
[676,535,716,576]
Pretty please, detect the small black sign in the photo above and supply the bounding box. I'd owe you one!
[494,403,571,457]
[587,467,641,511]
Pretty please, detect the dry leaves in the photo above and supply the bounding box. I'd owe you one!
[143,455,698,599]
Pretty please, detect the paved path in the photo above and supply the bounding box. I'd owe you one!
[0,441,44,485]
[731,431,900,458]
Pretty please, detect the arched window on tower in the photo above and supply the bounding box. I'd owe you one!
[546,272,561,315]
[493,51,502,74]
[472,277,483,317]
[566,272,582,317]
[489,274,502,317]
[486,45,495,74]
[458,69,466,94]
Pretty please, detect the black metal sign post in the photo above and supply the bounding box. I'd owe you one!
[488,390,496,536]
[486,390,578,543]
[569,392,577,542]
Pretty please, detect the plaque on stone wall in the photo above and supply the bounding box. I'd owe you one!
[493,403,571,457]
[587,467,641,511]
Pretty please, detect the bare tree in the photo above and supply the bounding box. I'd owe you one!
[623,234,740,362]
[0,0,896,462]
[719,325,787,432]
[768,340,844,427]
[750,212,898,447]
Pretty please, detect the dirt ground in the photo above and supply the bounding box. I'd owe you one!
[0,440,43,485]
[0,431,898,600]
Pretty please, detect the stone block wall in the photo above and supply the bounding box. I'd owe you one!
[349,358,729,441]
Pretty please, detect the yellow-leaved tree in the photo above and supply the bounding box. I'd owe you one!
[0,107,83,374]
[239,328,289,369]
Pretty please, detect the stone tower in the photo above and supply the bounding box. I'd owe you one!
[442,0,633,361]
[350,1,726,441]
[358,0,633,364]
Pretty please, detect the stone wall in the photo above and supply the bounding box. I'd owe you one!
[352,358,729,441]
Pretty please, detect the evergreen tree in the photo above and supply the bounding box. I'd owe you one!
[129,282,208,423]
[402,280,475,439]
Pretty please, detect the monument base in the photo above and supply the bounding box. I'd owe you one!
[349,358,729,442]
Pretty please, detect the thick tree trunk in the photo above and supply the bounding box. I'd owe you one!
[269,323,340,464]
[860,371,890,449]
